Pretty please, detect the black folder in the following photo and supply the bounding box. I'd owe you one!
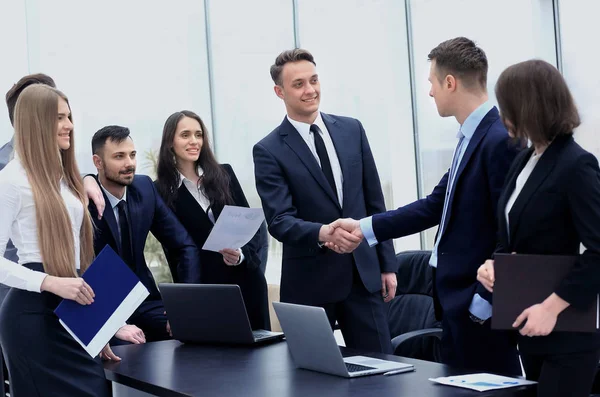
[492,253,598,333]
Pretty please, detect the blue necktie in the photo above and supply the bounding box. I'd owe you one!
[439,132,465,238]
[430,131,465,268]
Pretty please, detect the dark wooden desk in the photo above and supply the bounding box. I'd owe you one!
[105,340,534,397]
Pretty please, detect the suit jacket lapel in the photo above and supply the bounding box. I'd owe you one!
[507,136,570,243]
[321,113,348,210]
[125,186,140,253]
[211,204,222,222]
[440,109,495,237]
[497,148,532,248]
[180,185,214,222]
[452,108,500,193]
[280,116,340,207]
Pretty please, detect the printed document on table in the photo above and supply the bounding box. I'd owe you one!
[202,205,265,252]
[429,373,536,392]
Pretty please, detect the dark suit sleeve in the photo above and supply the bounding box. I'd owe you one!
[555,153,600,308]
[371,171,448,243]
[476,136,519,302]
[0,140,13,170]
[356,120,397,273]
[492,148,531,257]
[88,200,100,221]
[150,180,180,279]
[493,238,508,256]
[223,164,262,270]
[253,143,322,247]
[148,179,201,283]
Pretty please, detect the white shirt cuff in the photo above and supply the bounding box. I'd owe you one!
[28,270,49,293]
[469,293,493,321]
[359,216,379,247]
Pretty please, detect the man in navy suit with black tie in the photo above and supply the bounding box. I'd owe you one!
[253,49,397,354]
[88,126,200,343]
[328,38,521,374]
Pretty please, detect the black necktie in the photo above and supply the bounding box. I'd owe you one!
[311,124,337,195]
[117,201,134,271]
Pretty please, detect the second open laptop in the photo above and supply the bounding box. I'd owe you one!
[159,284,284,345]
[273,301,414,378]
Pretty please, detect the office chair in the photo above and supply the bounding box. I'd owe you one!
[0,348,8,396]
[386,250,442,362]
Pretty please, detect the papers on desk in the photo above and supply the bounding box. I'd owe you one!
[54,245,149,358]
[202,205,264,252]
[429,373,536,392]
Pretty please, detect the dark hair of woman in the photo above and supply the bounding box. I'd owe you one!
[495,59,580,146]
[156,110,232,209]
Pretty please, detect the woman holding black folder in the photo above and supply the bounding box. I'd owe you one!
[0,84,116,396]
[477,60,600,397]
[155,110,270,330]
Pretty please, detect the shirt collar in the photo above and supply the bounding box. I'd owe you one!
[287,112,326,138]
[100,183,127,209]
[11,145,19,162]
[8,137,14,161]
[177,166,205,188]
[459,100,494,140]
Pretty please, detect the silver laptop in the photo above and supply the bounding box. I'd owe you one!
[160,284,283,345]
[273,302,414,378]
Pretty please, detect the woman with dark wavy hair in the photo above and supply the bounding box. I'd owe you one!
[477,60,600,397]
[155,110,270,330]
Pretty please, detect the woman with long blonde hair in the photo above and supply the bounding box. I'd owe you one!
[0,84,116,396]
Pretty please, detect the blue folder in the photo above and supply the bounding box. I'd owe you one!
[54,245,144,346]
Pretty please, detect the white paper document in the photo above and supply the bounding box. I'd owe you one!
[429,373,537,392]
[202,205,265,252]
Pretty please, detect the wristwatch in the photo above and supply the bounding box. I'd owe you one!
[469,313,486,325]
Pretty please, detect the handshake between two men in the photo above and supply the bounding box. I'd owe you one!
[319,218,363,254]
[318,218,397,303]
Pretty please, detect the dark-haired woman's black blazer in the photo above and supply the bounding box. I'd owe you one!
[163,164,270,330]
[496,134,600,355]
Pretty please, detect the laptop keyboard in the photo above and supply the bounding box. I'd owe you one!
[345,363,377,373]
[253,330,277,340]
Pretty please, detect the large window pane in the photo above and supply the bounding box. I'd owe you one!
[25,0,212,173]
[0,0,29,142]
[297,0,419,252]
[208,0,295,285]
[25,0,212,282]
[558,0,600,156]
[409,0,556,248]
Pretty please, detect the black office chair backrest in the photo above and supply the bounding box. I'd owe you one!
[386,250,442,362]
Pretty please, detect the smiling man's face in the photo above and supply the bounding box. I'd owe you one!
[275,60,321,123]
